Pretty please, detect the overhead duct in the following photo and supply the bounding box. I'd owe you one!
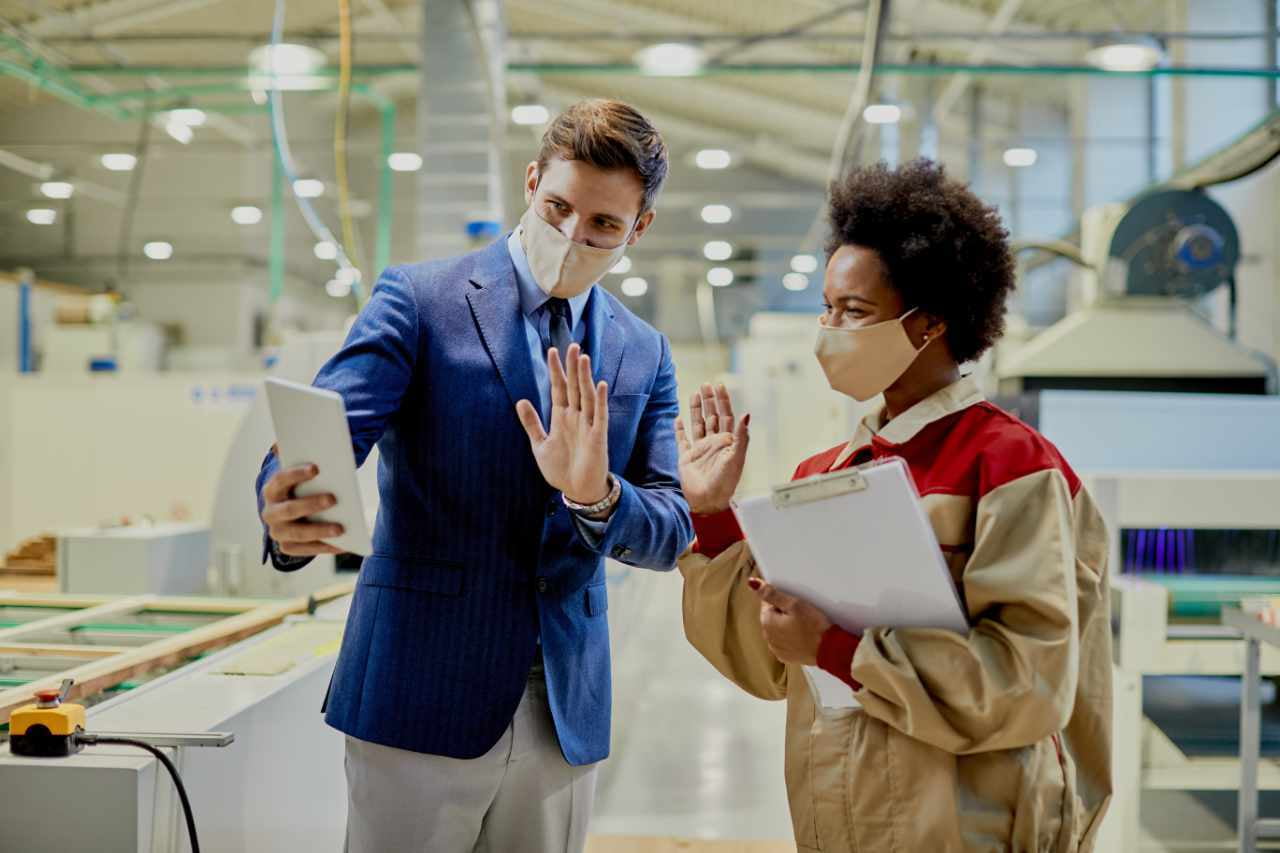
[417,0,505,261]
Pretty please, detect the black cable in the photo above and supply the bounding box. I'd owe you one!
[116,90,153,283]
[79,734,200,853]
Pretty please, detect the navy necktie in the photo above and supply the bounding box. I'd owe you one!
[544,298,573,358]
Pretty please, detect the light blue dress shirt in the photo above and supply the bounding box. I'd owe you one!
[506,230,610,547]
[507,230,593,424]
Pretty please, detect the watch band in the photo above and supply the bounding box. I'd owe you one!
[563,474,620,516]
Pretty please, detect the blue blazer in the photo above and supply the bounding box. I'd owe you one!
[256,237,693,766]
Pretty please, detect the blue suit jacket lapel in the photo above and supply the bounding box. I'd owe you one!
[584,287,626,391]
[466,240,541,412]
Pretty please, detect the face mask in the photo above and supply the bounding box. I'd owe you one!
[519,205,632,298]
[814,308,931,401]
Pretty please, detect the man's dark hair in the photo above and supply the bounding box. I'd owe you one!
[537,99,669,213]
[825,159,1016,363]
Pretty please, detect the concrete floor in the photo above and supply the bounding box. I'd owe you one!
[590,568,1273,853]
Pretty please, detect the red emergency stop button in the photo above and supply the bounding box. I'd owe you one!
[34,688,61,707]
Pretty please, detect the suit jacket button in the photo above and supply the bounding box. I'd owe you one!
[536,577,549,593]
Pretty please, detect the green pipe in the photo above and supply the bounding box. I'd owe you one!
[375,100,394,295]
[60,61,1280,79]
[0,57,132,120]
[353,83,395,299]
[512,62,1280,78]
[269,100,286,306]
[91,82,257,103]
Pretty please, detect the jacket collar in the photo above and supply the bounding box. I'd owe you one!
[832,374,984,469]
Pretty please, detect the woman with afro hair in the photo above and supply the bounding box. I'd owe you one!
[676,159,1113,852]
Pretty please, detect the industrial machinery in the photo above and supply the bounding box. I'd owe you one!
[0,587,352,852]
[1000,187,1272,395]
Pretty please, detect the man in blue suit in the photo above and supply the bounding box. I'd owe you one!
[256,100,693,852]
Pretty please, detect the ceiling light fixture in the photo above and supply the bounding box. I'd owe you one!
[1085,36,1165,72]
[165,121,193,144]
[863,104,902,124]
[511,104,551,126]
[636,42,705,77]
[100,153,137,171]
[706,267,734,288]
[700,204,732,224]
[703,240,733,261]
[620,277,649,297]
[26,208,56,225]
[782,272,810,292]
[231,205,263,225]
[248,43,327,91]
[326,277,352,298]
[790,254,819,274]
[314,240,338,260]
[143,241,173,260]
[609,256,632,275]
[293,178,324,198]
[1003,147,1038,168]
[167,108,206,127]
[388,152,423,172]
[695,149,732,170]
[40,181,73,199]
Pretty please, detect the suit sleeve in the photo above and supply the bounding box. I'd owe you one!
[850,468,1080,754]
[256,266,420,569]
[679,539,788,701]
[572,335,693,571]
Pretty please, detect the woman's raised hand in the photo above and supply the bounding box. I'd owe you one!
[675,383,749,515]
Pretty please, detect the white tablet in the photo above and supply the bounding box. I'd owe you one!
[264,377,374,556]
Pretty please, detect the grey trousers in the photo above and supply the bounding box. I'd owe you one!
[342,665,598,853]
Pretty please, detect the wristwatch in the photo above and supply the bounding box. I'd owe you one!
[562,474,621,516]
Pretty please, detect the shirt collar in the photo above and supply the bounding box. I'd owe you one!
[832,374,985,469]
[507,229,593,328]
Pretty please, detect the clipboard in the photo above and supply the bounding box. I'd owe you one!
[731,457,968,710]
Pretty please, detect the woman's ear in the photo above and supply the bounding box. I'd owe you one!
[913,313,947,349]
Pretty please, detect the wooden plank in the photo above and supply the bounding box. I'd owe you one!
[0,596,151,644]
[0,644,133,659]
[0,593,114,608]
[586,838,796,853]
[0,575,59,595]
[0,581,354,723]
[135,597,272,615]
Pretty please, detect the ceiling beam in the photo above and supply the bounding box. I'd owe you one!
[930,0,1030,124]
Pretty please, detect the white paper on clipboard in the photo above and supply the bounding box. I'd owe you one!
[731,458,968,711]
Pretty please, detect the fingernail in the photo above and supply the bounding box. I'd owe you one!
[743,414,751,425]
[309,464,319,475]
[747,578,762,590]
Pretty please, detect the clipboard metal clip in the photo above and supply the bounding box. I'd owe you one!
[771,468,868,509]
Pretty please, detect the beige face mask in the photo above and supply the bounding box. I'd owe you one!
[519,205,632,298]
[814,308,931,402]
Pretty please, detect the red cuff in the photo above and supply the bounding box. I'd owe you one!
[817,626,862,692]
[691,508,745,559]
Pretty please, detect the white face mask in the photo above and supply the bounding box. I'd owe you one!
[518,205,632,299]
[813,308,931,402]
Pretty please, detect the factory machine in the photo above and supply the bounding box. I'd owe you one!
[0,585,353,852]
[994,116,1280,849]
